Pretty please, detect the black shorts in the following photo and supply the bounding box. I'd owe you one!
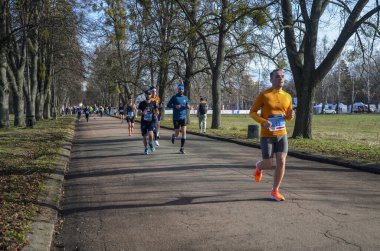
[260,135,288,159]
[173,119,187,129]
[119,112,124,115]
[141,121,155,136]
[126,116,135,123]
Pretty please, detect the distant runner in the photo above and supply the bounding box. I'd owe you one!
[150,87,161,146]
[167,84,190,154]
[126,98,137,136]
[119,104,125,123]
[249,69,295,201]
[138,90,158,155]
[84,106,90,122]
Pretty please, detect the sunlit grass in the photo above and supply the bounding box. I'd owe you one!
[160,114,380,164]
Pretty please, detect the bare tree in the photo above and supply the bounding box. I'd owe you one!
[281,0,380,138]
[175,0,274,129]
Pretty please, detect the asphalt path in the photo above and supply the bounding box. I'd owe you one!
[53,116,380,251]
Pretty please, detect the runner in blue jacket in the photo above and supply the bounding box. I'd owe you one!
[167,84,190,154]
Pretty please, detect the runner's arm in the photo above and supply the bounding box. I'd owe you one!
[249,94,266,125]
[284,96,294,121]
[166,96,174,108]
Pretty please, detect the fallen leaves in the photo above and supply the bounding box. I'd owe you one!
[0,117,74,250]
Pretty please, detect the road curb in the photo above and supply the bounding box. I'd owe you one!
[22,141,73,251]
[160,125,380,174]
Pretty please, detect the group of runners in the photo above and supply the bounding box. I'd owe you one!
[119,85,189,155]
[120,69,294,201]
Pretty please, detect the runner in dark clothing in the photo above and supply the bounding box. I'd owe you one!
[138,90,159,155]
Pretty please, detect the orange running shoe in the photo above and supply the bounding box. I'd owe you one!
[254,161,263,182]
[271,189,285,201]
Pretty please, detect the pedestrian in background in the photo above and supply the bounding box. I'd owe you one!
[197,96,208,133]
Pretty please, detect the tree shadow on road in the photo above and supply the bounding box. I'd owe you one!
[61,196,273,216]
[65,164,249,180]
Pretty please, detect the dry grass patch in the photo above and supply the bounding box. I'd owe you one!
[0,116,75,250]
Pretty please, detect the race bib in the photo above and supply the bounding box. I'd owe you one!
[127,111,134,117]
[144,113,153,122]
[268,114,285,131]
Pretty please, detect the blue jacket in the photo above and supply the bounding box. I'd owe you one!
[167,94,190,120]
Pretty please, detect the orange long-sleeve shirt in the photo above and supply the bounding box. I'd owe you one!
[249,88,293,137]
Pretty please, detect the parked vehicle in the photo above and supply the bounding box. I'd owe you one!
[323,108,336,114]
[351,103,378,113]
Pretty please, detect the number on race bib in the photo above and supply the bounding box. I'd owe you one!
[144,113,153,122]
[268,114,285,131]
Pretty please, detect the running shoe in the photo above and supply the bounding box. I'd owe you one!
[179,148,185,154]
[171,134,175,144]
[150,144,156,152]
[271,190,285,201]
[144,148,149,155]
[254,161,263,183]
[155,140,159,146]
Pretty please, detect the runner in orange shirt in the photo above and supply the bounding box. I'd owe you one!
[150,87,161,147]
[249,69,295,201]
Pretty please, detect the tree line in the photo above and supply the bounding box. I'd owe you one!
[1,0,379,139]
[0,0,84,128]
[85,0,380,138]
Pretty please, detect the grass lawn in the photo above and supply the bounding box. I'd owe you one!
[0,116,75,250]
[160,114,380,165]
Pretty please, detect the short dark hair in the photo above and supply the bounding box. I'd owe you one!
[270,69,283,79]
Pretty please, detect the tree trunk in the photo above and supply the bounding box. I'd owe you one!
[36,47,46,120]
[13,91,25,126]
[157,57,168,120]
[35,91,45,120]
[0,0,9,128]
[25,38,39,128]
[183,0,198,124]
[210,10,227,129]
[43,52,53,119]
[44,88,51,119]
[8,64,26,127]
[211,67,222,129]
[0,51,9,128]
[183,40,194,123]
[292,78,317,139]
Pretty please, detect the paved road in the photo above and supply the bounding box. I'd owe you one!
[53,116,380,251]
